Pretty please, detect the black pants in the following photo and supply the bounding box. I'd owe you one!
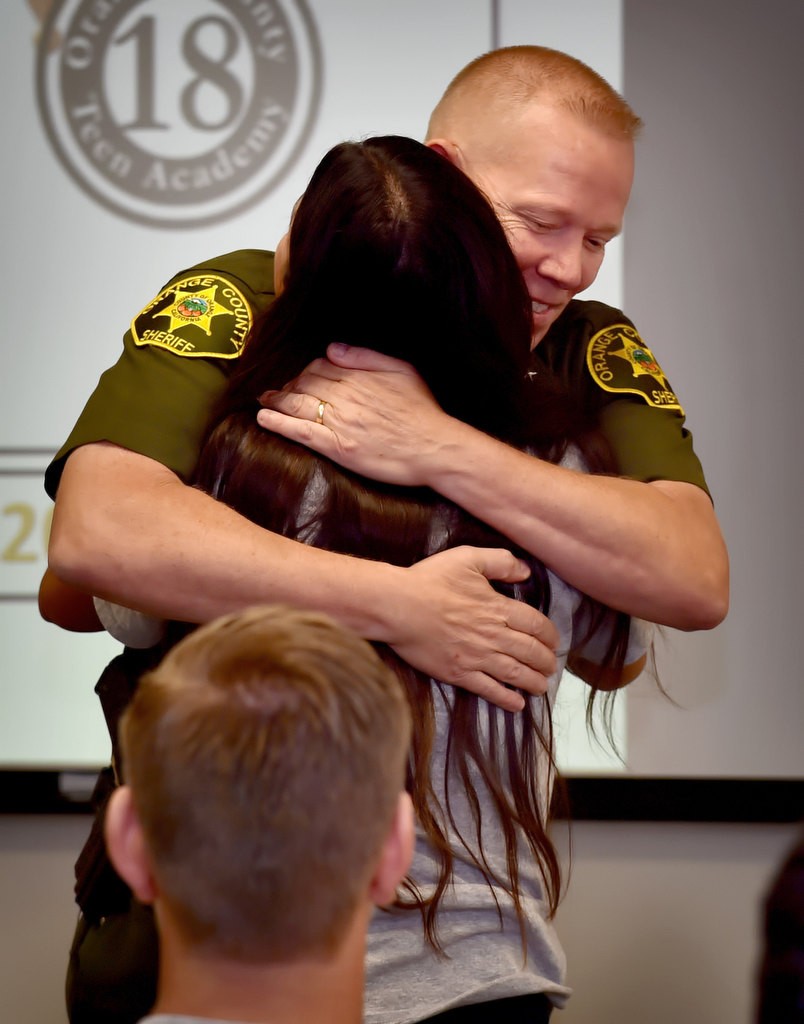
[66,903,158,1024]
[420,994,553,1023]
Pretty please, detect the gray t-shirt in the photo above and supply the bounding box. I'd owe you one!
[139,1017,249,1023]
[362,445,649,1022]
[105,452,650,1023]
[363,565,649,1024]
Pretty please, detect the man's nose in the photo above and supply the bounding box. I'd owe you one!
[538,239,585,292]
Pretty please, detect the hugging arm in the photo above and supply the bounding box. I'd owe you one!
[45,441,558,711]
[39,568,102,633]
[258,345,728,631]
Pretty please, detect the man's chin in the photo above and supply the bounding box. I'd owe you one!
[530,306,566,348]
[530,321,552,349]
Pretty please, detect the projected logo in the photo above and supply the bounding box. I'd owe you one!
[35,0,323,229]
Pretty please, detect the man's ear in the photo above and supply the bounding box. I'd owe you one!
[104,786,158,904]
[425,138,465,170]
[369,792,414,908]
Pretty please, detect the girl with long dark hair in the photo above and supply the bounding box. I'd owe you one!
[189,136,649,1022]
[95,135,648,1022]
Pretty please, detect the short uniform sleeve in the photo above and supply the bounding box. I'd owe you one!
[598,399,708,492]
[45,249,276,497]
[537,300,711,499]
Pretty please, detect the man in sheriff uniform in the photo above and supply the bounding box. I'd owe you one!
[42,45,728,1024]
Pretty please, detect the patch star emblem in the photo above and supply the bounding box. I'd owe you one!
[608,333,662,377]
[131,273,253,359]
[586,323,684,413]
[156,285,230,337]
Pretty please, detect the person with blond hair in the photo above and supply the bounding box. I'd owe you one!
[44,43,726,1024]
[103,604,414,1024]
[259,45,726,633]
[43,45,727,695]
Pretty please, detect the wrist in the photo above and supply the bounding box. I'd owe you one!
[336,558,410,645]
[415,412,472,489]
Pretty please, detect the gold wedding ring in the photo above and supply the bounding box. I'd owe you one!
[315,399,326,425]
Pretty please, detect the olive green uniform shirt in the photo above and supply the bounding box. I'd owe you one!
[45,249,709,499]
[45,249,277,497]
[536,299,709,494]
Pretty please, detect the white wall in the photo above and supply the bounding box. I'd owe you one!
[0,815,90,1024]
[0,814,798,1024]
[622,0,804,777]
[1,2,802,1023]
[1,0,625,777]
[6,0,800,779]
[555,822,799,1024]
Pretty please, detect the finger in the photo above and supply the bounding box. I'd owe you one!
[257,389,286,409]
[473,650,554,695]
[262,390,334,426]
[449,671,527,713]
[280,357,343,384]
[327,343,416,374]
[258,367,344,411]
[256,408,332,454]
[462,545,533,585]
[294,361,350,386]
[457,546,560,651]
[259,389,308,417]
[497,596,560,653]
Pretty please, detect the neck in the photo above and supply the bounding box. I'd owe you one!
[153,912,369,1024]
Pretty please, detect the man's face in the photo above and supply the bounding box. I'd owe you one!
[453,104,634,347]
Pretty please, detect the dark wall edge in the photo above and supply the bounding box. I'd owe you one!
[559,777,803,824]
[1,770,801,823]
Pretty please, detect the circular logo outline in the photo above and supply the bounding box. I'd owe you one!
[36,0,323,230]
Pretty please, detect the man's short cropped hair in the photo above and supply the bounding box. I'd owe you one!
[428,44,642,142]
[118,605,412,963]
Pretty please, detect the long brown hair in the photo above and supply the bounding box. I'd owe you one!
[195,136,629,951]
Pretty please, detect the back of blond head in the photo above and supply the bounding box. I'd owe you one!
[427,44,642,143]
[119,605,411,963]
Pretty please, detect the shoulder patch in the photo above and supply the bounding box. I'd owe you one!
[586,323,684,413]
[131,273,253,359]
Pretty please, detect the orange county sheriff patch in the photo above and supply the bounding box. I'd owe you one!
[131,274,253,359]
[586,323,684,413]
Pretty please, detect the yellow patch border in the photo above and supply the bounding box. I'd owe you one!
[131,273,253,360]
[586,323,684,414]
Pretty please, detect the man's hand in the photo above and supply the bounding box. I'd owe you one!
[259,343,728,630]
[47,445,558,709]
[257,344,450,486]
[390,546,559,712]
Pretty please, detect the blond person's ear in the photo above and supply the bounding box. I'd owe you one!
[369,792,414,908]
[424,138,464,169]
[104,785,158,904]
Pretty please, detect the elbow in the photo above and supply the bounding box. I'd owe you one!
[704,579,730,630]
[47,512,105,593]
[649,482,729,631]
[38,567,103,632]
[684,590,729,632]
[38,578,59,625]
[677,556,730,632]
[47,442,164,595]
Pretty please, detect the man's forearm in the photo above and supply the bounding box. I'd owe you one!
[48,443,401,636]
[47,442,561,710]
[420,417,729,630]
[256,348,729,631]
